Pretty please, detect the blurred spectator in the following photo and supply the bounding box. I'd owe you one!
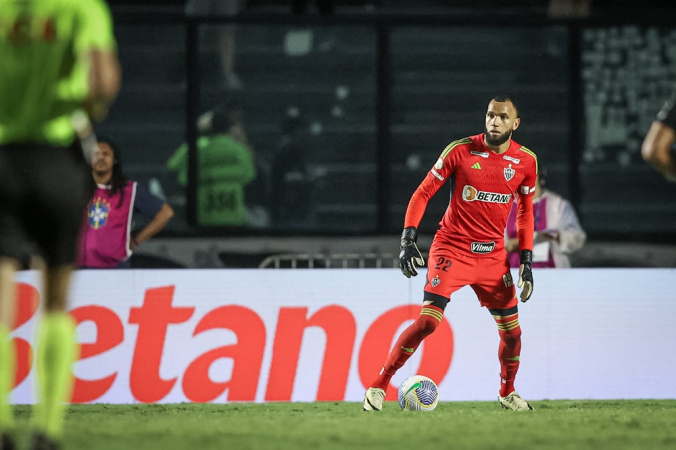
[167,103,259,227]
[548,0,590,18]
[292,0,334,14]
[186,0,247,90]
[78,139,174,268]
[642,88,676,182]
[505,167,586,268]
[270,112,315,228]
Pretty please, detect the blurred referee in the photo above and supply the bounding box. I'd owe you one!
[0,1,120,449]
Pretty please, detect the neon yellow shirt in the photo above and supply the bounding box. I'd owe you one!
[168,135,257,226]
[0,0,116,145]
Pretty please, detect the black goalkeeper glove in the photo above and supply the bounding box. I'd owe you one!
[518,249,534,302]
[399,227,425,278]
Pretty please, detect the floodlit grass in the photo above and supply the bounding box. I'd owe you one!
[11,400,676,449]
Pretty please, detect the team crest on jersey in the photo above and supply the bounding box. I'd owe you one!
[88,197,111,230]
[504,163,515,181]
[431,276,441,288]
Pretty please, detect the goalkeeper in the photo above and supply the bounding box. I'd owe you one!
[363,97,536,412]
[0,0,121,449]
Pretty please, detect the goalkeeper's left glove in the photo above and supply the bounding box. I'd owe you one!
[518,249,534,302]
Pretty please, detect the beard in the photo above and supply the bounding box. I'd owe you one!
[484,129,512,147]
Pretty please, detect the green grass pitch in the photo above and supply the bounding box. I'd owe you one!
[12,400,676,449]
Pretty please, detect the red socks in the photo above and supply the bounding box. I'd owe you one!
[495,314,522,397]
[370,305,443,390]
[369,306,523,398]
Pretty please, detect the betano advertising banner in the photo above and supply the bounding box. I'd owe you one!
[9,269,676,404]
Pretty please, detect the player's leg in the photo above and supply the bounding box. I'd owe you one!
[26,146,89,448]
[472,257,532,411]
[364,246,469,411]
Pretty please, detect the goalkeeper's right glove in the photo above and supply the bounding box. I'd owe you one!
[399,227,425,278]
[518,249,534,302]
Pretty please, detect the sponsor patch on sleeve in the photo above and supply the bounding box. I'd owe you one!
[520,186,529,194]
[434,158,444,170]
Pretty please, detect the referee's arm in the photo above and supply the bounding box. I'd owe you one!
[78,0,122,121]
[85,49,121,121]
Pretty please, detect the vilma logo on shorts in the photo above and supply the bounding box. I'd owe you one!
[471,241,495,254]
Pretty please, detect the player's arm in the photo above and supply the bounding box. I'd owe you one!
[642,91,676,180]
[642,122,676,179]
[400,144,457,278]
[77,0,122,121]
[515,157,537,302]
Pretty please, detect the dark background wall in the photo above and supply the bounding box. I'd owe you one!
[98,1,676,248]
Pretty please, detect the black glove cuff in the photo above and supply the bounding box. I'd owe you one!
[401,227,418,245]
[520,249,533,265]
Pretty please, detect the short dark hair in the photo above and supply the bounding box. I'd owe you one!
[211,99,244,135]
[491,96,519,118]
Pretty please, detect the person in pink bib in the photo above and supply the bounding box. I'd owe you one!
[78,139,174,268]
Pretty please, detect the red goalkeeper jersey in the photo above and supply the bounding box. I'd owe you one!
[405,133,538,257]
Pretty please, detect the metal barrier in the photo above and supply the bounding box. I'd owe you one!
[258,253,404,269]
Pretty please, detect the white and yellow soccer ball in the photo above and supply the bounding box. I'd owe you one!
[397,375,439,411]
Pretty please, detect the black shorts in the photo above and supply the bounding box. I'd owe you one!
[0,142,91,267]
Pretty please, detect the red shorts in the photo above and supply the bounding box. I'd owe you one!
[424,243,517,310]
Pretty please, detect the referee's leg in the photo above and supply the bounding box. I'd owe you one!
[0,147,32,444]
[25,144,90,445]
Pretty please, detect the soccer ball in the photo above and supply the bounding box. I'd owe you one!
[397,375,439,411]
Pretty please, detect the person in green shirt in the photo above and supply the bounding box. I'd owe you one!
[168,104,257,226]
[0,1,121,449]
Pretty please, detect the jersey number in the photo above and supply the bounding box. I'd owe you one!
[3,15,57,46]
[204,190,236,213]
[434,257,452,272]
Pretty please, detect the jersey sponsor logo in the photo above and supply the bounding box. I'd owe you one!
[401,346,415,354]
[503,272,514,288]
[471,162,482,170]
[471,150,489,158]
[462,185,512,203]
[434,158,444,170]
[504,164,515,181]
[471,241,495,254]
[503,155,521,164]
[88,197,111,230]
[431,276,441,287]
[431,169,445,181]
[520,185,529,194]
